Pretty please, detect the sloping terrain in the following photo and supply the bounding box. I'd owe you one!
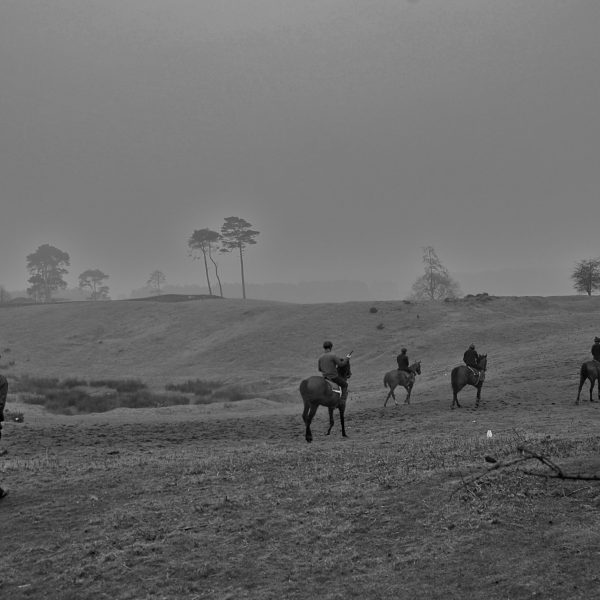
[0,294,598,403]
[1,295,600,600]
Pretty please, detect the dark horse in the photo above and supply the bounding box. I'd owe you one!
[576,360,600,404]
[299,359,351,443]
[451,354,487,409]
[383,361,422,407]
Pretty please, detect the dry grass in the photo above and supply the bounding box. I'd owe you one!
[1,295,600,598]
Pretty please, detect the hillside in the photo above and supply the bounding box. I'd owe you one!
[1,294,599,405]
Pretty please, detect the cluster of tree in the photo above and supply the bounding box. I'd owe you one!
[25,244,110,303]
[571,258,600,296]
[16,216,260,304]
[188,216,259,300]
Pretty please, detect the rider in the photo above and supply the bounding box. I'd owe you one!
[463,344,480,371]
[318,341,349,401]
[0,356,7,499]
[592,337,600,362]
[396,348,410,373]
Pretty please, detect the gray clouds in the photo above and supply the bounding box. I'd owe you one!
[1,1,599,297]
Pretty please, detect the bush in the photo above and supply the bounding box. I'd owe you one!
[62,377,89,388]
[165,379,224,396]
[11,376,61,393]
[369,306,378,314]
[89,379,147,393]
[119,390,190,409]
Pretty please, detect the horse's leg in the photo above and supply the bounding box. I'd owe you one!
[383,387,393,407]
[451,384,461,409]
[590,377,596,403]
[327,406,335,435]
[339,404,347,438]
[576,375,586,405]
[305,404,318,443]
[405,384,413,405]
[475,382,483,408]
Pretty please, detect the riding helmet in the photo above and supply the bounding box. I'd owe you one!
[323,340,333,349]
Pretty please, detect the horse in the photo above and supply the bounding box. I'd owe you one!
[383,361,422,407]
[0,374,7,442]
[299,359,351,443]
[450,354,487,409]
[576,360,600,404]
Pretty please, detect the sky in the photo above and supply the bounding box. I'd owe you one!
[1,0,599,299]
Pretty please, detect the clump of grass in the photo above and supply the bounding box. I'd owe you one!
[89,379,147,393]
[119,390,190,410]
[369,306,378,314]
[166,379,224,396]
[62,377,88,388]
[11,376,61,393]
[376,322,385,330]
[13,373,250,415]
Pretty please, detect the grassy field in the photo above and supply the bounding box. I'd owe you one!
[1,295,600,599]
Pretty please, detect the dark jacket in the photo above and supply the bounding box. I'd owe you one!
[318,351,348,379]
[397,353,410,371]
[592,343,600,360]
[463,348,479,368]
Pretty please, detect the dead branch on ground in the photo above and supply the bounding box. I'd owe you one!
[450,445,600,499]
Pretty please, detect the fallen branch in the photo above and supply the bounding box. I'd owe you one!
[450,445,600,498]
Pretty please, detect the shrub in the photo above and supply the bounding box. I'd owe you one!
[11,376,61,393]
[376,322,385,330]
[62,377,89,388]
[369,306,378,314]
[165,379,224,397]
[120,390,190,409]
[89,379,147,393]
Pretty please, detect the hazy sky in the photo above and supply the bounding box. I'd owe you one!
[1,0,599,298]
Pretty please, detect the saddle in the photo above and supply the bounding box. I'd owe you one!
[323,376,343,396]
[466,366,481,380]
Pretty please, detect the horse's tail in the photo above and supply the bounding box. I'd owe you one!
[450,366,460,392]
[383,372,390,388]
[299,379,309,399]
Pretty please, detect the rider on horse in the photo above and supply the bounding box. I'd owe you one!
[463,344,481,373]
[318,341,349,401]
[397,347,410,373]
[592,337,600,362]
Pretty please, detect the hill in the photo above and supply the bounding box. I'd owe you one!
[2,294,600,600]
[1,293,599,405]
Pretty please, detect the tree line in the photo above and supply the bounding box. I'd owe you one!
[3,222,599,303]
[2,216,259,304]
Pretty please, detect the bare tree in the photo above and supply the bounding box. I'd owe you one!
[147,270,166,295]
[410,246,461,301]
[220,217,260,299]
[571,258,600,296]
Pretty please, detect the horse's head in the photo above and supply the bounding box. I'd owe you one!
[411,361,422,375]
[337,358,351,379]
[477,354,487,371]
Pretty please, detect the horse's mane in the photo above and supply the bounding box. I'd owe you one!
[337,359,351,379]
